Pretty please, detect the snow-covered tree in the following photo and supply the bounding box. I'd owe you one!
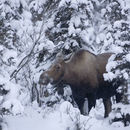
[101,0,130,126]
[44,0,100,54]
[0,0,25,114]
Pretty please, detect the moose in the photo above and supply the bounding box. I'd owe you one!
[39,49,120,117]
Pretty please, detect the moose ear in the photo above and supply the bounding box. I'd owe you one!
[56,51,64,60]
[64,53,73,63]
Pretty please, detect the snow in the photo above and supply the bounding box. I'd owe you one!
[59,0,94,10]
[68,22,75,36]
[0,45,4,51]
[4,107,64,130]
[2,50,17,63]
[64,43,70,50]
[126,54,130,62]
[2,99,24,115]
[113,20,122,28]
[3,102,130,130]
[101,8,106,17]
[123,72,129,80]
[0,76,24,115]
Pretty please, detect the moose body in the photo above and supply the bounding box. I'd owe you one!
[39,49,117,117]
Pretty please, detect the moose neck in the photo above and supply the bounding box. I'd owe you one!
[62,62,74,86]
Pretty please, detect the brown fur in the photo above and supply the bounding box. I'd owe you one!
[63,50,98,90]
[39,50,116,117]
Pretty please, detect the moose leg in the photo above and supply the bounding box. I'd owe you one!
[73,97,85,114]
[88,96,96,112]
[103,98,112,118]
[87,93,96,112]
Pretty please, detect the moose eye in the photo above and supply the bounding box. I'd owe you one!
[56,65,61,71]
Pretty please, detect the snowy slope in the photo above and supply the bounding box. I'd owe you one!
[4,107,64,130]
[3,102,130,130]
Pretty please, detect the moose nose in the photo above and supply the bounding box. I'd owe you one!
[39,78,43,85]
[39,76,50,85]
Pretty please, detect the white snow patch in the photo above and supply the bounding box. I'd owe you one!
[104,72,116,81]
[4,107,64,130]
[123,72,129,80]
[3,102,130,130]
[126,53,130,62]
[0,76,24,115]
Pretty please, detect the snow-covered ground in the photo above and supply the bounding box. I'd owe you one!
[4,108,63,130]
[2,101,130,130]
